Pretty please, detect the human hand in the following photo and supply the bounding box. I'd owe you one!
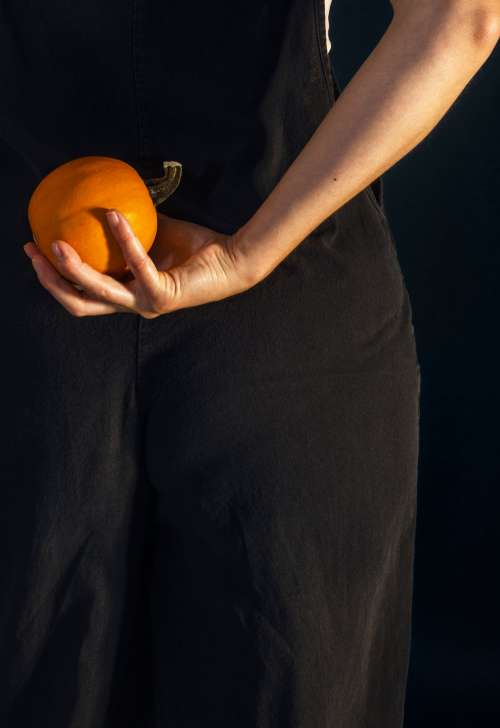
[23,210,259,318]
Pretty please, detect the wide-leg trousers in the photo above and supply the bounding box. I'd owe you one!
[1,180,421,727]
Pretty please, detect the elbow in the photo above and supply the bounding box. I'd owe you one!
[469,4,500,47]
[390,0,500,50]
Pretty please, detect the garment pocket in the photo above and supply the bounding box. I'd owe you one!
[365,182,387,224]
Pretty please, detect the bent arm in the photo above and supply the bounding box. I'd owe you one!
[233,0,500,281]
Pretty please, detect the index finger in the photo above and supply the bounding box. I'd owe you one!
[106,210,161,296]
[47,240,137,310]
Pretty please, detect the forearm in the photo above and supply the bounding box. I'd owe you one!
[233,0,500,281]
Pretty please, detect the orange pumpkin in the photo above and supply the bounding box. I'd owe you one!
[27,156,182,279]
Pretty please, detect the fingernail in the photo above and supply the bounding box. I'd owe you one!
[23,243,34,258]
[107,210,119,226]
[52,241,64,258]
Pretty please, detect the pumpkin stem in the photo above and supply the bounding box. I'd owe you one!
[144,160,183,207]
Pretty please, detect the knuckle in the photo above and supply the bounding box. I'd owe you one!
[40,275,58,292]
[140,309,160,320]
[95,285,110,301]
[57,255,70,268]
[67,302,86,317]
[148,293,168,315]
[133,253,149,273]
[60,259,79,277]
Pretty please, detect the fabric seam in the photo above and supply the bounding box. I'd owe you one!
[135,313,143,409]
[312,0,335,108]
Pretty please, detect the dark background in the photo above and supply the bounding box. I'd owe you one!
[329,2,499,725]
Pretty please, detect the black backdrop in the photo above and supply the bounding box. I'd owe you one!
[329,2,500,725]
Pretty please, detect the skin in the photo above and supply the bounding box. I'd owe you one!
[23,0,500,319]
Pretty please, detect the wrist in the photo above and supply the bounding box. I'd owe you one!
[230,223,278,285]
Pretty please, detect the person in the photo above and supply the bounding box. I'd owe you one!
[1,1,498,726]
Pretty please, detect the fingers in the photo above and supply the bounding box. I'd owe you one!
[46,239,137,311]
[105,210,161,295]
[23,216,255,318]
[25,209,165,315]
[28,252,128,316]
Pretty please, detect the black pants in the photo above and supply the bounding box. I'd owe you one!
[2,177,421,726]
[1,1,420,724]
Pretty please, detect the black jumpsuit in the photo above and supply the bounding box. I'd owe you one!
[0,2,421,727]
